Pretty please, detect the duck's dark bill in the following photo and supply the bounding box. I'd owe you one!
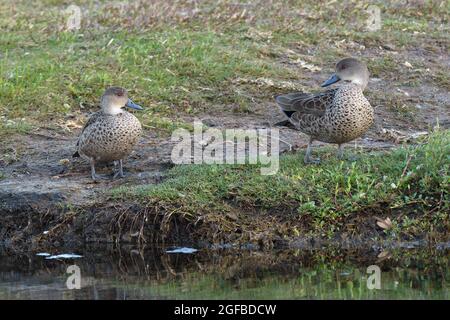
[126,99,143,110]
[321,74,340,87]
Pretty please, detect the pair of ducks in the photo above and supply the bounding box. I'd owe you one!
[75,58,373,180]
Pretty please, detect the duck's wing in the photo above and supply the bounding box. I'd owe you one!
[275,89,337,119]
[73,112,102,157]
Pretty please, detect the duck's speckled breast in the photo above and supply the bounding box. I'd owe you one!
[320,84,374,144]
[78,111,142,163]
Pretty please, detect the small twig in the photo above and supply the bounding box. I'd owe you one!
[401,154,413,178]
[142,124,157,129]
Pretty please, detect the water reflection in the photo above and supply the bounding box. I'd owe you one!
[0,245,448,299]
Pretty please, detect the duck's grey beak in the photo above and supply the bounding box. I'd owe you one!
[321,74,341,87]
[126,99,143,110]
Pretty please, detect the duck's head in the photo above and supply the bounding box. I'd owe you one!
[321,58,369,90]
[100,86,143,115]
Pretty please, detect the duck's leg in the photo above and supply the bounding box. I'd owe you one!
[337,144,358,161]
[113,159,124,179]
[304,138,321,164]
[337,144,345,159]
[90,160,99,181]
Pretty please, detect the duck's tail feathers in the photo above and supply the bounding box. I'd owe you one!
[274,93,301,119]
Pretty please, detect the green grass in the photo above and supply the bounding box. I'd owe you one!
[0,0,448,136]
[0,31,277,113]
[113,130,449,239]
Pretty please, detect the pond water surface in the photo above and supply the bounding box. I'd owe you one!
[0,245,448,299]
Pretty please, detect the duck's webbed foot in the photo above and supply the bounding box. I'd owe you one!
[304,138,321,164]
[337,144,358,161]
[113,159,125,179]
[304,156,321,164]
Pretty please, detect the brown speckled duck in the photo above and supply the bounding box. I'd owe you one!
[275,58,374,163]
[73,87,143,180]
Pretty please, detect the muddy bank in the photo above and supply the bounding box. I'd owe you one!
[1,192,448,251]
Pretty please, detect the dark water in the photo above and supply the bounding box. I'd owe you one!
[0,245,448,299]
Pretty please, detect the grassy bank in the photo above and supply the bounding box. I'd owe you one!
[111,130,449,243]
[0,0,448,137]
[0,1,449,247]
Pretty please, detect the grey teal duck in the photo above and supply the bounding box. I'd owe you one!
[73,87,143,180]
[275,58,374,163]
